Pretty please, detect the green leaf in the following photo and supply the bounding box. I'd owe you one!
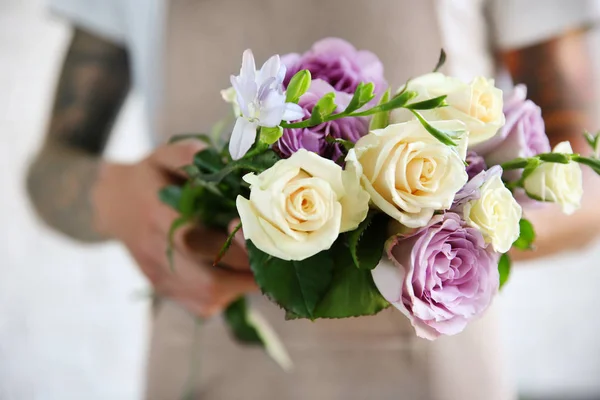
[324,135,355,151]
[347,212,389,270]
[159,185,183,211]
[369,88,391,130]
[285,69,312,103]
[404,95,448,110]
[193,148,226,174]
[166,216,188,271]
[309,92,337,124]
[292,242,390,319]
[196,150,280,183]
[179,183,204,218]
[378,90,418,112]
[345,82,375,113]
[259,126,283,145]
[358,82,375,105]
[498,253,511,289]
[538,152,571,164]
[513,218,536,250]
[223,297,263,344]
[247,242,335,319]
[584,130,600,155]
[410,110,457,146]
[432,49,447,73]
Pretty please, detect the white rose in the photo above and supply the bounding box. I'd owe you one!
[463,172,522,253]
[523,141,583,215]
[236,149,370,261]
[345,120,468,228]
[391,73,505,147]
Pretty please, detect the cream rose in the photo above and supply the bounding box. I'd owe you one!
[236,149,370,261]
[391,73,505,147]
[345,120,468,228]
[523,141,583,215]
[463,169,522,253]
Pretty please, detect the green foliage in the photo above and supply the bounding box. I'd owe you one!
[498,253,511,289]
[194,150,280,184]
[159,185,184,211]
[214,222,242,266]
[378,90,418,112]
[259,126,283,145]
[513,219,536,251]
[347,212,389,270]
[410,110,457,146]
[247,242,335,319]
[309,92,337,124]
[345,82,375,113]
[584,130,600,156]
[324,135,355,152]
[572,155,600,175]
[287,241,390,319]
[404,95,448,110]
[433,49,447,73]
[369,88,391,130]
[286,70,312,103]
[223,297,263,344]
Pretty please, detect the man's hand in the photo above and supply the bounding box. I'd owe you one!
[92,141,257,317]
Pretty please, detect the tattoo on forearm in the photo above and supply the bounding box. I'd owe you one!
[26,29,130,242]
[502,27,599,148]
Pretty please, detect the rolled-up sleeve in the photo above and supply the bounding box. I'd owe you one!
[47,0,126,44]
[490,0,600,50]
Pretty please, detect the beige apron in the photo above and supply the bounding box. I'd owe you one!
[145,1,516,399]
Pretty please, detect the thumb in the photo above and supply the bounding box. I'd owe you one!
[150,140,205,175]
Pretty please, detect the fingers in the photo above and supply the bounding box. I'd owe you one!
[156,249,257,318]
[149,140,205,176]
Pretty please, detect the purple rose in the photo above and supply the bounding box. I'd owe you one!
[282,38,387,96]
[372,212,499,340]
[465,151,487,180]
[275,79,368,160]
[474,85,550,166]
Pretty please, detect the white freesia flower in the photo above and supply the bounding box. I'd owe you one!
[345,120,468,228]
[224,50,304,160]
[391,73,505,147]
[463,168,522,253]
[523,141,583,215]
[236,149,370,261]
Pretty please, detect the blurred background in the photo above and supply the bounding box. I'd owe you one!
[1,0,600,399]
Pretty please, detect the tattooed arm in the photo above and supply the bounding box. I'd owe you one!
[501,27,600,259]
[26,28,257,315]
[26,28,130,242]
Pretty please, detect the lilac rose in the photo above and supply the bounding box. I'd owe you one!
[275,79,369,160]
[474,84,550,166]
[372,212,499,340]
[282,38,387,96]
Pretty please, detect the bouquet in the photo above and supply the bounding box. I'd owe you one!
[161,38,600,361]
